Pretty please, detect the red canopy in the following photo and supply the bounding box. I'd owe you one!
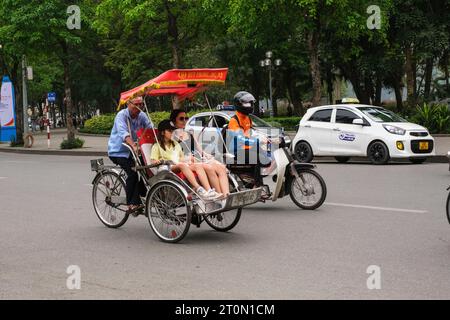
[118,68,228,108]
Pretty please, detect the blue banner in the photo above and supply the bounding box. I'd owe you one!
[0,76,17,142]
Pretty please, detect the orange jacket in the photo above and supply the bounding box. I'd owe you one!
[228,111,254,149]
[228,111,252,137]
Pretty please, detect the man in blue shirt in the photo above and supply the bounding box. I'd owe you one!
[108,97,152,214]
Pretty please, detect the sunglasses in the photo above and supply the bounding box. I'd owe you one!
[177,117,189,121]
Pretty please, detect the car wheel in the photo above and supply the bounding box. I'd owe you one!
[409,157,426,164]
[367,141,390,165]
[294,141,313,163]
[335,156,350,163]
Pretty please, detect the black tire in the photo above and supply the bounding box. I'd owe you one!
[92,171,129,228]
[409,158,426,164]
[446,191,450,225]
[289,168,327,210]
[205,208,242,232]
[335,156,350,163]
[146,182,191,243]
[205,178,242,232]
[294,141,313,163]
[367,141,390,165]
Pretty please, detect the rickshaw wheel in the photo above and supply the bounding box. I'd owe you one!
[204,208,242,232]
[146,181,191,243]
[92,171,129,228]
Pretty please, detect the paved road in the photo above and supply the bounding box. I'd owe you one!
[1,153,449,299]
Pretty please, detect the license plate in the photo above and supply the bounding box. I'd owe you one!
[230,190,259,207]
[419,142,429,150]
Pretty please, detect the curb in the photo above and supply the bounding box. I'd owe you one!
[77,132,110,137]
[0,147,106,157]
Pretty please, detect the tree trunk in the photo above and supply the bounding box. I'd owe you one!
[251,67,261,117]
[14,82,23,144]
[307,29,321,107]
[326,68,333,104]
[404,45,416,107]
[286,70,304,116]
[165,0,182,109]
[375,78,382,106]
[424,57,433,100]
[393,81,403,112]
[444,51,450,93]
[364,77,374,104]
[61,41,75,142]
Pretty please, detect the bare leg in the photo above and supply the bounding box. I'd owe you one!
[214,163,230,196]
[194,163,221,193]
[189,164,211,191]
[171,163,200,190]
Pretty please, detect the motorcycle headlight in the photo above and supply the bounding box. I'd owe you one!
[383,124,405,135]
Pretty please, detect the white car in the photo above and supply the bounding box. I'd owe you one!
[291,104,435,164]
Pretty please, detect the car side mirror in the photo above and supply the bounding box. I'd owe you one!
[352,118,364,125]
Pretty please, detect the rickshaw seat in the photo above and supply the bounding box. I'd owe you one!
[176,171,198,180]
[137,128,159,177]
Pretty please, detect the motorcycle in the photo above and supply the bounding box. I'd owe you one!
[224,130,327,210]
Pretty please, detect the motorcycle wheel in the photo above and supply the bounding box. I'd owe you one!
[289,168,327,210]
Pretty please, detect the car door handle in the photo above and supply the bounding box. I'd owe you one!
[304,124,311,128]
[333,128,341,131]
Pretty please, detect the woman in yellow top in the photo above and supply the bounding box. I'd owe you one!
[151,120,221,200]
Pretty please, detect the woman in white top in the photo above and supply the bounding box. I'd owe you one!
[170,110,230,197]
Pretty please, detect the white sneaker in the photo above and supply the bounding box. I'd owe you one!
[196,186,209,199]
[206,188,222,200]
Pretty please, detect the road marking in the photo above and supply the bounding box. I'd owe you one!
[324,202,427,214]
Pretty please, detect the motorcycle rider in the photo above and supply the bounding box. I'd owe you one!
[227,91,270,187]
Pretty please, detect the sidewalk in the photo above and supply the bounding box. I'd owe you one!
[1,129,450,162]
[0,129,108,156]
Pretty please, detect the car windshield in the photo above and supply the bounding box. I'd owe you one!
[249,114,272,127]
[357,107,407,123]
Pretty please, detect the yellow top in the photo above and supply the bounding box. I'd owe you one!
[150,141,184,164]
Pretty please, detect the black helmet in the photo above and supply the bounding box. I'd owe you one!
[233,91,256,115]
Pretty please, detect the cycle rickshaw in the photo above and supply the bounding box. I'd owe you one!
[90,68,262,243]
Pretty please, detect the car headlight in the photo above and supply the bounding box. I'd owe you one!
[383,124,405,135]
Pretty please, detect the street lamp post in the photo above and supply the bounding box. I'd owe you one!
[260,51,282,118]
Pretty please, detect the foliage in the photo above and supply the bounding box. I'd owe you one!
[411,103,450,134]
[265,117,302,130]
[2,0,450,125]
[81,113,117,135]
[60,137,85,149]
